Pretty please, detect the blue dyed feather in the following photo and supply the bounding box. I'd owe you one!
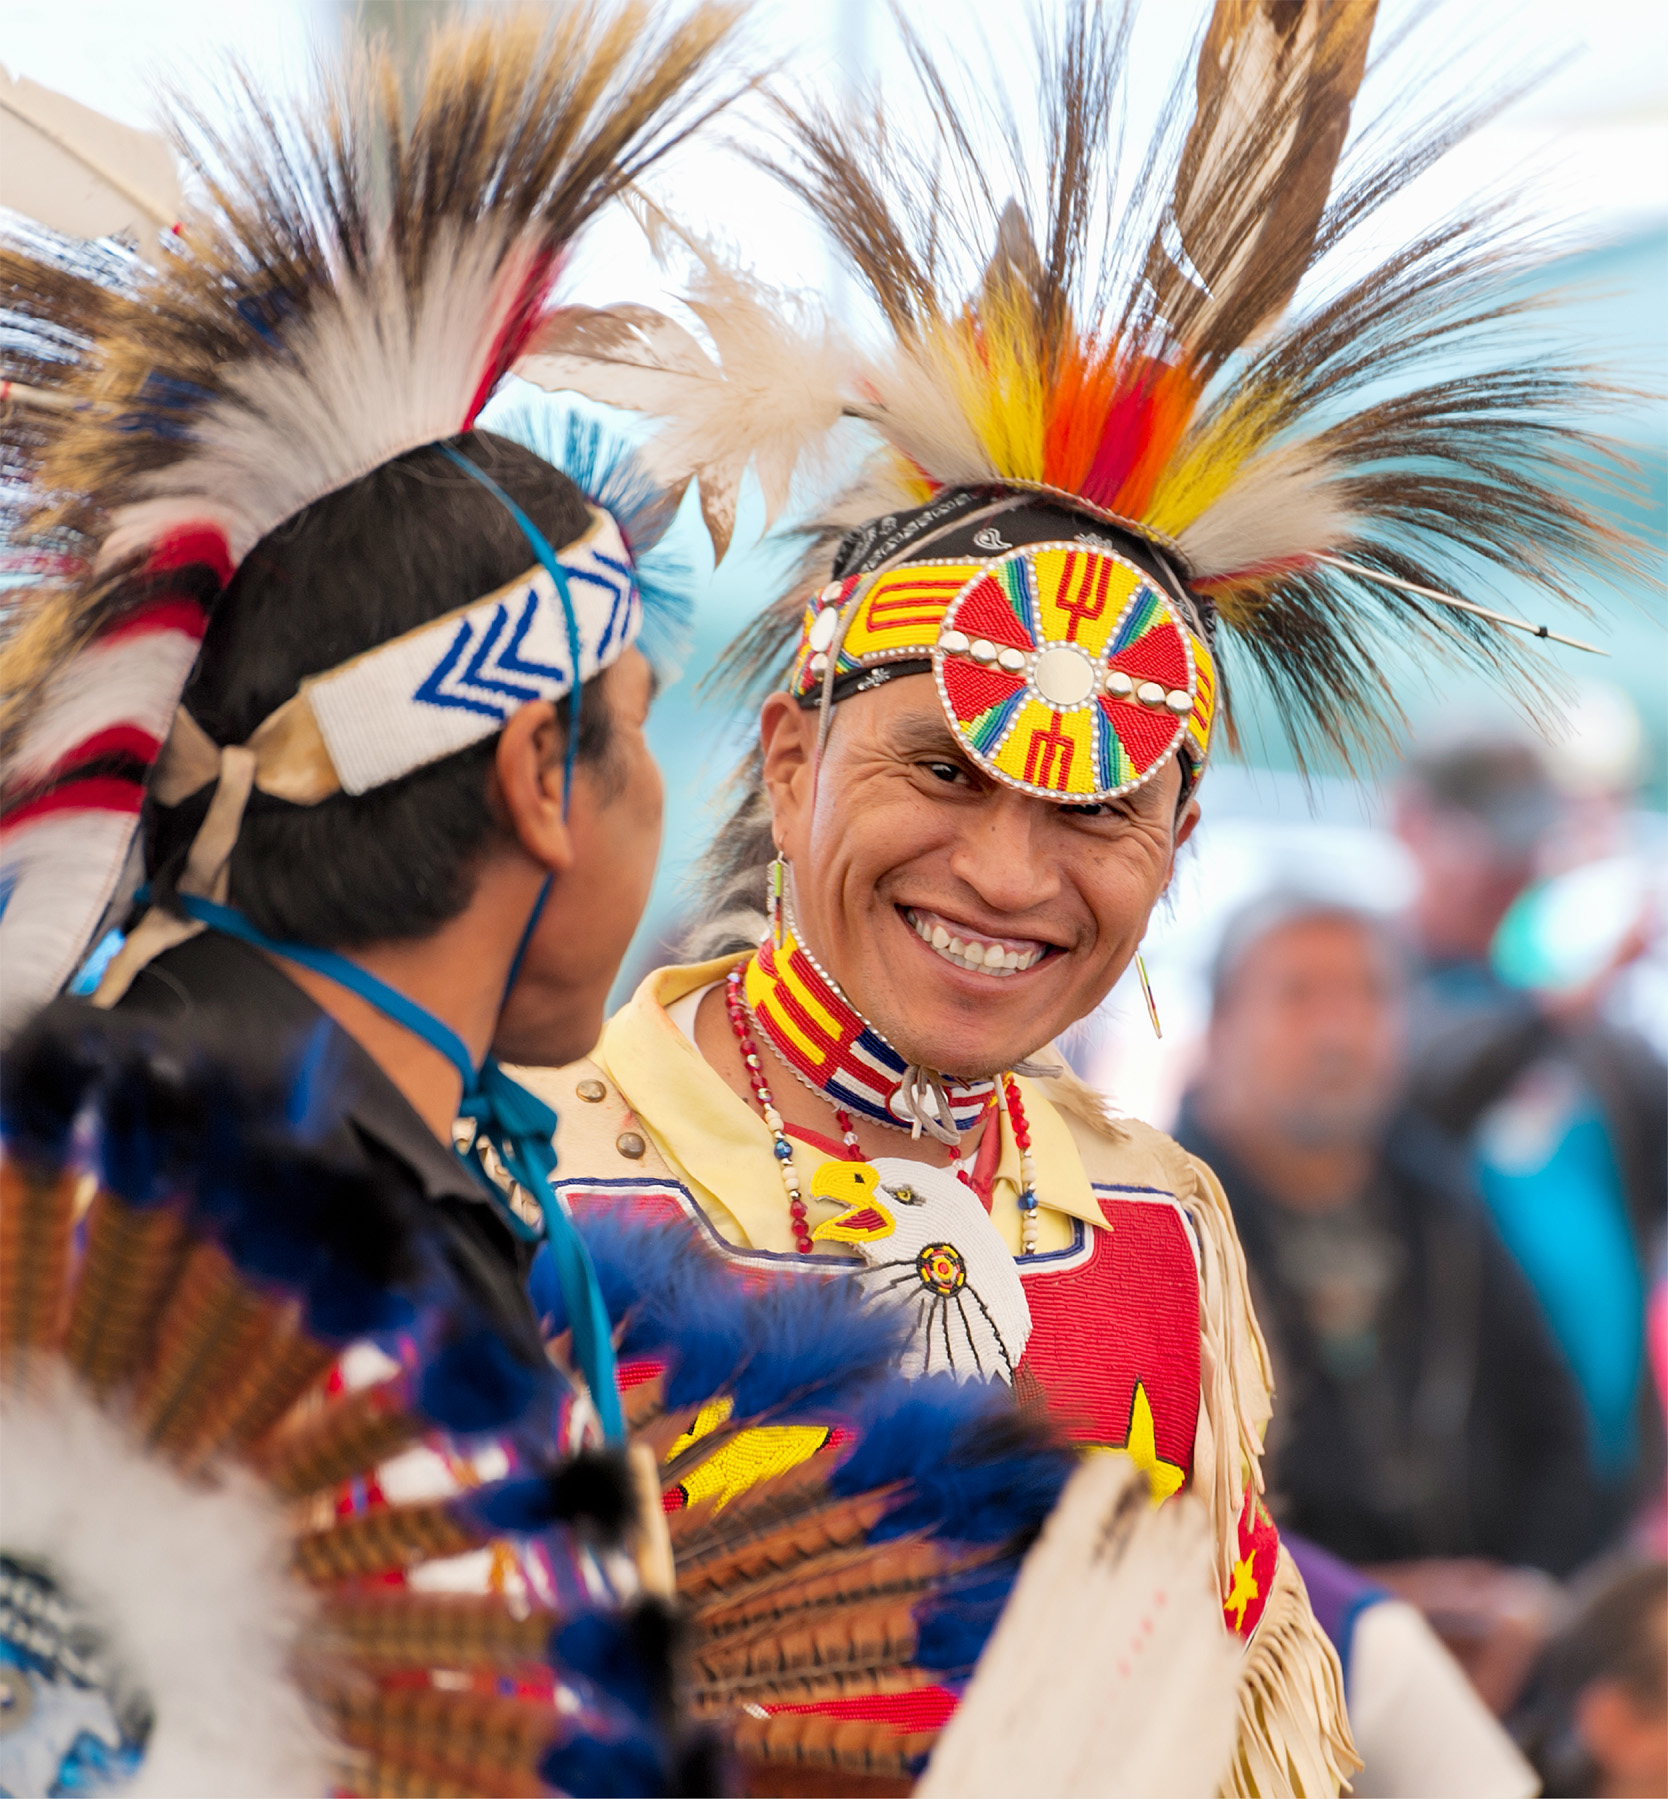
[418,1326,548,1436]
[540,1729,667,1799]
[457,1451,633,1537]
[0,1010,106,1165]
[551,1208,905,1418]
[913,1565,1022,1676]
[199,1140,418,1344]
[96,1047,204,1209]
[554,1601,676,1724]
[727,1271,909,1418]
[542,1209,752,1407]
[830,1374,1076,1546]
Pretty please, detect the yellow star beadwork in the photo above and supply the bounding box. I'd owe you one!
[1124,1379,1186,1504]
[1226,1552,1261,1631]
[665,1397,830,1512]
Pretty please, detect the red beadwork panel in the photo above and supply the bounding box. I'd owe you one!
[556,1178,1265,1741]
[1225,1482,1280,1641]
[765,1684,960,1735]
[561,1180,1203,1474]
[1016,1193,1200,1471]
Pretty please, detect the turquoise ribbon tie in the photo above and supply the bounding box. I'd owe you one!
[175,894,624,1443]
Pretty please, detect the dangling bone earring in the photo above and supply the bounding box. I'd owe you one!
[1136,952,1162,1040]
[766,854,787,950]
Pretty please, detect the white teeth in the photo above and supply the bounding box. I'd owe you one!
[907,909,1046,978]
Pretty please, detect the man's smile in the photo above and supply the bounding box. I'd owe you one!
[901,905,1060,978]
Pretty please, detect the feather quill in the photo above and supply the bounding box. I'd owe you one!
[0,68,181,258]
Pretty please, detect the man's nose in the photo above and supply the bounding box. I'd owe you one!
[947,793,1064,913]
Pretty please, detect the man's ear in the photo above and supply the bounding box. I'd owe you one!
[1174,792,1202,855]
[758,691,816,855]
[496,701,575,875]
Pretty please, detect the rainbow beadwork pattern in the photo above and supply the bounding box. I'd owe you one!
[790,543,1214,802]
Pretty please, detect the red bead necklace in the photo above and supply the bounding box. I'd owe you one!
[724,967,861,1253]
[725,964,1043,1257]
[1003,1073,1040,1255]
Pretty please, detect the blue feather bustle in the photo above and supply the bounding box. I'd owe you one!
[4,1006,1078,1785]
[0,1003,711,1796]
[537,1197,1079,1713]
[481,391,694,687]
[534,1205,912,1418]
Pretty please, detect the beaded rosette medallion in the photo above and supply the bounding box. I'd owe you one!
[791,541,1217,803]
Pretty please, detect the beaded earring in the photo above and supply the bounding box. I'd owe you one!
[1136,952,1162,1040]
[766,854,787,951]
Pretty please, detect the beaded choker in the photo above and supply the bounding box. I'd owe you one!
[728,952,1043,1256]
[741,903,997,1143]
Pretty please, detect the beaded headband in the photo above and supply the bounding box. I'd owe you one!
[789,540,1216,803]
[152,507,638,810]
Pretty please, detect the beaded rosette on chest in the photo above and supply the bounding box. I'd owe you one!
[791,541,1216,802]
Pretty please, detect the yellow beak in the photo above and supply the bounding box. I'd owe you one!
[808,1160,896,1243]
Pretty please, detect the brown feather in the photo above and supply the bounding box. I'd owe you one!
[729,1692,941,1779]
[257,1371,424,1500]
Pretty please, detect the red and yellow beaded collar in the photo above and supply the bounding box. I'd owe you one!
[742,904,998,1140]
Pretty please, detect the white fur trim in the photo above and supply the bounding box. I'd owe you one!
[0,1377,328,1797]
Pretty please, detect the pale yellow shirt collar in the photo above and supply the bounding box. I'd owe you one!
[595,959,1102,1253]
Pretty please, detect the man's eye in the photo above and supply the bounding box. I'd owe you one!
[1059,801,1120,820]
[923,761,966,785]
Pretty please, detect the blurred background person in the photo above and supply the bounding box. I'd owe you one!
[1396,735,1667,1554]
[1286,1531,1539,1797]
[1512,1559,1668,1797]
[1177,893,1593,1575]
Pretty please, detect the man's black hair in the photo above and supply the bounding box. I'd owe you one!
[146,431,613,949]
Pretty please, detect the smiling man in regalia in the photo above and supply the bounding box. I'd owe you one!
[516,0,1636,1788]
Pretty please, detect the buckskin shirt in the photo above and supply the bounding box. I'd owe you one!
[516,955,1357,1795]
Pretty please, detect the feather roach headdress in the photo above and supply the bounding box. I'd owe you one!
[0,3,745,1040]
[526,0,1634,823]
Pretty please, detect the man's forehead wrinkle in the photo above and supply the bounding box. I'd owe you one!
[882,712,970,761]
